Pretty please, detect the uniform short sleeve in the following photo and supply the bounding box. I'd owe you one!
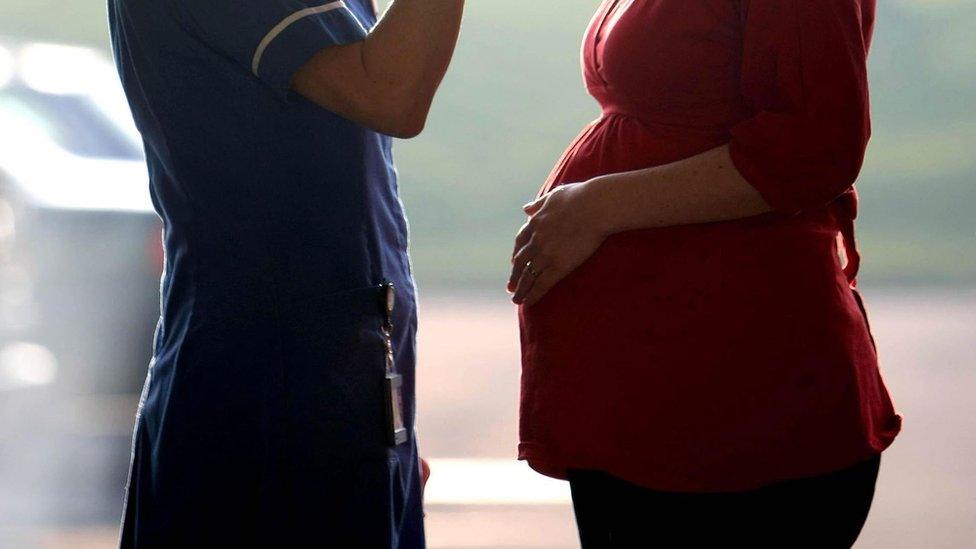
[728,0,875,215]
[170,0,368,101]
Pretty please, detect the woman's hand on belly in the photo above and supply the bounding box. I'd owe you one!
[508,182,609,306]
[507,144,778,307]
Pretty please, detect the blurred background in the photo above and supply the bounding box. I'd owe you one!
[0,0,973,547]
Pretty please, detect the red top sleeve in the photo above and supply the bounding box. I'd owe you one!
[728,0,874,215]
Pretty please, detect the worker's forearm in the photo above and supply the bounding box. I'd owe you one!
[583,145,773,234]
[364,0,464,120]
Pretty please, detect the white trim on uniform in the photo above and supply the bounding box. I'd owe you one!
[250,0,359,77]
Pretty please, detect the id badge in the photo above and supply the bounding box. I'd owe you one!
[380,282,407,446]
[385,371,408,446]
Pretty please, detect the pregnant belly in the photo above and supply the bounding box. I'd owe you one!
[524,112,855,359]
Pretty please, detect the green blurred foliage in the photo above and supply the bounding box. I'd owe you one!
[2,0,972,289]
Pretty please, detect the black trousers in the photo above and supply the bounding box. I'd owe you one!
[568,453,881,549]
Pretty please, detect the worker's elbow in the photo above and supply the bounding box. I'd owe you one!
[377,94,429,139]
[385,110,426,139]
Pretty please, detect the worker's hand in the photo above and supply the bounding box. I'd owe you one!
[419,456,431,517]
[420,457,431,493]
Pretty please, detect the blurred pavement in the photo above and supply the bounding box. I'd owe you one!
[1,288,973,548]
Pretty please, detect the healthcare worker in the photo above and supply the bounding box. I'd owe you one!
[108,0,463,546]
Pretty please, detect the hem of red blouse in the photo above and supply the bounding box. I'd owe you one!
[518,443,570,482]
[518,422,901,494]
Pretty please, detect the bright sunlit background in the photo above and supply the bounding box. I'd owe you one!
[0,1,973,547]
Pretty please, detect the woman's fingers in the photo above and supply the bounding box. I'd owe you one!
[521,269,561,306]
[509,192,554,294]
[512,255,552,304]
[523,195,545,215]
[523,190,552,215]
[508,238,536,292]
[510,184,602,304]
[509,222,534,291]
[511,267,539,304]
[508,250,531,293]
[511,222,532,262]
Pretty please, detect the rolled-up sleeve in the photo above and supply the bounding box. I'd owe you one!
[170,0,368,101]
[728,0,874,215]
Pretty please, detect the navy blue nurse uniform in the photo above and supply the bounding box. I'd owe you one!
[107,0,425,546]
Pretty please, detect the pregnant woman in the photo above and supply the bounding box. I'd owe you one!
[509,1,903,547]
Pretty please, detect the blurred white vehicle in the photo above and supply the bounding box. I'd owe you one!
[0,39,161,396]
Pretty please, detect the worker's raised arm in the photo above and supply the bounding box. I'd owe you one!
[170,0,463,137]
[292,0,465,138]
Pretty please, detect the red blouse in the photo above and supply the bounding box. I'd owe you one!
[517,0,902,492]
